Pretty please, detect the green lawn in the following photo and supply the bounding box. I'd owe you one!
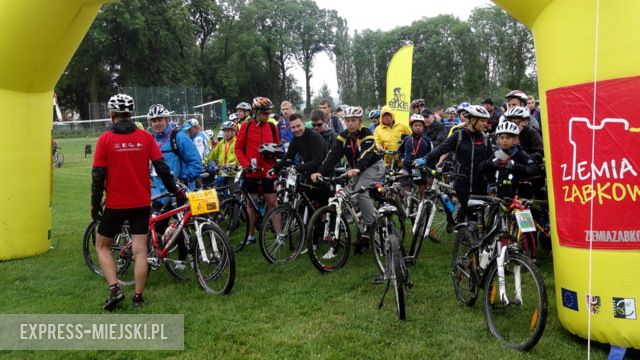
[0,137,613,359]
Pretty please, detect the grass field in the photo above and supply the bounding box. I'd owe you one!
[0,137,617,359]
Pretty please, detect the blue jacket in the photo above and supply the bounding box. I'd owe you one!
[151,125,202,197]
[402,134,433,171]
[277,118,294,146]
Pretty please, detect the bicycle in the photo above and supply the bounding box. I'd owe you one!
[305,172,362,273]
[369,183,411,320]
[402,167,459,256]
[83,188,236,295]
[214,167,269,252]
[450,194,547,351]
[52,146,64,168]
[258,164,318,264]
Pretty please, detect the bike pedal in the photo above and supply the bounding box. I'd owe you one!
[404,256,415,265]
[370,274,385,285]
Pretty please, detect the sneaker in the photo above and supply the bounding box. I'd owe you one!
[322,247,338,260]
[354,236,370,255]
[132,294,145,308]
[245,236,256,245]
[102,286,124,311]
[173,261,186,271]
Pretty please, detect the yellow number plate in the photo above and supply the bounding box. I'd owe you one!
[187,189,220,215]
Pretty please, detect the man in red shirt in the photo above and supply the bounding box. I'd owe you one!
[234,97,281,246]
[92,94,183,311]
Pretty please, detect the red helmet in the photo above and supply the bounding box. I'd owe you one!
[252,97,274,111]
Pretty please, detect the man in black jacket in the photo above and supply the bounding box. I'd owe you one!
[311,109,336,149]
[275,113,327,178]
[422,108,447,147]
[273,113,329,206]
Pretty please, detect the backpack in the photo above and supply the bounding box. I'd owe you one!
[161,128,183,161]
[242,119,278,152]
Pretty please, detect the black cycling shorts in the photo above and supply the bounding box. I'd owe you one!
[98,206,151,238]
[242,178,276,194]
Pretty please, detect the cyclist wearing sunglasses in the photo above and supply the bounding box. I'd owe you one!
[310,109,337,149]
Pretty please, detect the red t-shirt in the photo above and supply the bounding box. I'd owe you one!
[93,129,163,209]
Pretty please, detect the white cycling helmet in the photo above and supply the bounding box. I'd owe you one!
[147,104,171,119]
[503,106,530,119]
[221,121,237,131]
[217,130,224,140]
[344,106,364,118]
[456,102,471,113]
[463,105,490,119]
[505,90,528,103]
[108,94,135,114]
[236,102,251,111]
[228,113,239,122]
[445,107,457,115]
[204,129,214,139]
[259,143,283,156]
[495,120,520,135]
[409,114,426,125]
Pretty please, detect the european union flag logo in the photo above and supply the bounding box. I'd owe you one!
[562,288,579,311]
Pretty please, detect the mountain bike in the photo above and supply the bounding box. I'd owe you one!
[370,186,411,320]
[451,195,547,351]
[258,165,317,264]
[214,167,269,252]
[83,188,235,295]
[305,173,360,273]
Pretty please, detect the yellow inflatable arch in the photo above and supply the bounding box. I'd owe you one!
[495,0,640,349]
[0,0,108,260]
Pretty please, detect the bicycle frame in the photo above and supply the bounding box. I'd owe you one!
[117,195,217,269]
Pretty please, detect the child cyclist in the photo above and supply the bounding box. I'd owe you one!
[400,114,433,199]
[478,121,538,199]
[204,121,239,194]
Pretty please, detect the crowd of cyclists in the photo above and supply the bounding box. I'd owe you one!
[90,89,549,315]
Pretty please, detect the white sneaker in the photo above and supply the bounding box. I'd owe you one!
[173,261,186,271]
[322,248,337,260]
[275,234,285,247]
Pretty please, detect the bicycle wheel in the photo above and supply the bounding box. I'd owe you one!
[483,252,547,351]
[307,205,351,273]
[259,205,305,264]
[53,151,64,168]
[372,223,386,274]
[409,201,429,255]
[82,220,135,286]
[215,198,249,252]
[427,198,455,243]
[194,222,236,294]
[163,229,196,281]
[389,223,407,320]
[451,227,479,306]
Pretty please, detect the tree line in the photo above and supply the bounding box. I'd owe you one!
[55,0,536,119]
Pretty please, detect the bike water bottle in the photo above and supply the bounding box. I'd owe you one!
[163,223,177,246]
[441,193,456,213]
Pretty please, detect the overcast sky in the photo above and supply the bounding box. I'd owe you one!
[291,0,493,104]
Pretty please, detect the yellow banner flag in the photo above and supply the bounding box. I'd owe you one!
[386,44,414,126]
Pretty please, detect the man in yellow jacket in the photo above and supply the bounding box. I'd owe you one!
[204,121,239,193]
[373,105,411,167]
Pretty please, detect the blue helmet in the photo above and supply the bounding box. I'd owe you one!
[369,109,381,119]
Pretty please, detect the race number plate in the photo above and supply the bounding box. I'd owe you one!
[515,209,536,233]
[187,189,220,215]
